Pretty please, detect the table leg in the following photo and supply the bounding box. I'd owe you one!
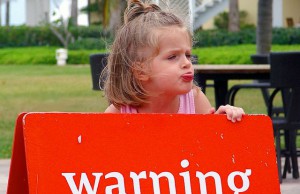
[194,74,206,94]
[214,80,228,108]
[289,128,299,179]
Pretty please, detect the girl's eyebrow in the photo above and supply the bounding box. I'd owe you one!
[163,48,191,54]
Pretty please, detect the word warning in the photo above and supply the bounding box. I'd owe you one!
[7,113,280,193]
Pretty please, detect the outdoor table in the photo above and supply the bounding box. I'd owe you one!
[193,64,270,108]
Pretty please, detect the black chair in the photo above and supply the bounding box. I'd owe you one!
[268,52,300,182]
[226,54,283,116]
[89,53,109,90]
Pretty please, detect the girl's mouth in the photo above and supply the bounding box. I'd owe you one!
[181,73,194,82]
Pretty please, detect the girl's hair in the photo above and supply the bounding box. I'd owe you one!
[103,0,191,108]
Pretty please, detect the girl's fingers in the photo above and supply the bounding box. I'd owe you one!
[215,105,245,122]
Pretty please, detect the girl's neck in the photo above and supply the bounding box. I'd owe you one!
[137,95,180,113]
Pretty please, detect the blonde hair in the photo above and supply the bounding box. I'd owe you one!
[103,0,192,108]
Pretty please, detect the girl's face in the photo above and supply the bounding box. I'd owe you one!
[144,26,194,96]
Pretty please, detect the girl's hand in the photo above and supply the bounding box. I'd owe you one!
[209,105,245,123]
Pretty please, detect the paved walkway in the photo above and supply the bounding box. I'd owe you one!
[1,159,299,193]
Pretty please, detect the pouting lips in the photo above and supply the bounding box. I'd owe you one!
[181,74,194,82]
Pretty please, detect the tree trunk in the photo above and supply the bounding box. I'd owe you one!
[228,0,239,32]
[0,0,2,26]
[5,0,9,26]
[71,0,78,26]
[108,0,126,34]
[256,0,273,55]
[87,0,91,25]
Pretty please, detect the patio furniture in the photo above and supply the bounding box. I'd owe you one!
[268,51,300,182]
[89,53,109,90]
[194,64,270,108]
[286,17,295,28]
[226,54,283,116]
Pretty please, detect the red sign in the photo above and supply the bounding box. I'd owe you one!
[7,113,280,193]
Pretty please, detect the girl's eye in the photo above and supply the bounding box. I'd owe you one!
[168,55,176,60]
[186,54,191,60]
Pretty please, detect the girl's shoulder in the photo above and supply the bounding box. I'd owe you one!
[104,104,120,113]
[192,87,212,114]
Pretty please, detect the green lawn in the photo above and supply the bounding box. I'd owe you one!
[0,64,285,158]
[0,65,108,158]
[1,44,299,158]
[0,44,300,65]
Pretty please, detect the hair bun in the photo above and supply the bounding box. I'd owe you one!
[124,0,161,24]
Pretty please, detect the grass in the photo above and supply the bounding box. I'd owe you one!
[0,44,300,65]
[0,65,109,158]
[1,44,299,158]
[0,46,106,65]
[193,44,300,64]
[0,64,287,158]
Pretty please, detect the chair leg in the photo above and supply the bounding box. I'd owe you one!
[283,130,292,178]
[282,156,291,178]
[289,128,299,179]
[225,87,241,105]
[275,128,282,183]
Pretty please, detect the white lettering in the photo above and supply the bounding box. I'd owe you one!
[227,169,252,194]
[62,160,252,194]
[149,171,176,194]
[105,172,126,194]
[179,159,192,194]
[62,172,102,194]
[130,171,147,194]
[196,171,222,194]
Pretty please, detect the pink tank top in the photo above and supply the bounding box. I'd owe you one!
[120,90,195,114]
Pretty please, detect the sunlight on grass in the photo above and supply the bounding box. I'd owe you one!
[0,65,108,158]
[0,63,298,158]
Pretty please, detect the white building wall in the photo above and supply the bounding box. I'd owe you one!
[273,0,283,27]
[26,0,50,26]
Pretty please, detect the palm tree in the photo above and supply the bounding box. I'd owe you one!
[228,0,239,32]
[70,0,78,26]
[5,0,10,26]
[0,0,2,26]
[107,0,126,33]
[81,0,126,33]
[256,0,273,55]
[87,0,91,25]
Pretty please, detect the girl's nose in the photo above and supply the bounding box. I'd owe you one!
[181,56,192,68]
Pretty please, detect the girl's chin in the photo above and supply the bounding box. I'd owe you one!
[178,86,193,94]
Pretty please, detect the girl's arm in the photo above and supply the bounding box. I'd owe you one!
[193,87,245,122]
[193,87,213,114]
[104,104,121,113]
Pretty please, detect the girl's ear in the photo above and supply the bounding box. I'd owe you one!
[133,62,150,81]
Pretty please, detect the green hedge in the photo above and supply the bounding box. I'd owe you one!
[1,45,299,65]
[1,26,300,50]
[194,27,300,47]
[0,25,111,49]
[0,26,59,47]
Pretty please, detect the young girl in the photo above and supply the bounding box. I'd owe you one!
[103,0,245,122]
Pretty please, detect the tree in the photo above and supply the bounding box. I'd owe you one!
[50,0,74,48]
[5,0,10,26]
[70,0,78,26]
[107,0,126,34]
[81,0,126,34]
[0,0,2,26]
[228,0,239,32]
[87,0,91,25]
[256,0,273,55]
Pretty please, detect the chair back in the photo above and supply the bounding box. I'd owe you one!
[251,54,269,64]
[89,53,109,90]
[269,52,300,88]
[269,52,300,122]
